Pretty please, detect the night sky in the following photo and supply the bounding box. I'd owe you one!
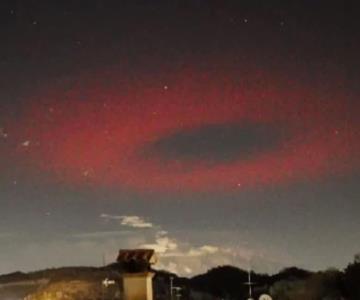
[0,1,359,276]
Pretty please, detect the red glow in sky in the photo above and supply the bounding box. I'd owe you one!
[11,67,359,192]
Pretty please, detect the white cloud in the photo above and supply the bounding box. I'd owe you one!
[75,214,290,276]
[100,214,153,228]
[157,230,168,236]
[184,266,193,274]
[96,215,227,275]
[161,245,219,258]
[0,226,288,277]
[120,216,153,228]
[188,245,219,256]
[100,213,122,220]
[141,236,178,254]
[0,212,288,276]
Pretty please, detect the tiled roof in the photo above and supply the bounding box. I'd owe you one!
[117,249,157,264]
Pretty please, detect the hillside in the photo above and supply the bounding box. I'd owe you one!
[0,258,359,300]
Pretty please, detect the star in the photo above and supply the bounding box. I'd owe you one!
[22,140,31,147]
[0,128,8,139]
[82,169,95,177]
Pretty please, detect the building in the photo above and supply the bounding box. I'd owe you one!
[117,249,158,300]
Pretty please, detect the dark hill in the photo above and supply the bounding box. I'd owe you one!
[1,257,360,300]
[270,266,312,283]
[189,266,271,299]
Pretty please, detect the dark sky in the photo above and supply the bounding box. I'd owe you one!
[0,0,359,276]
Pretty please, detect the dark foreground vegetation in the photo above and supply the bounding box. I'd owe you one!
[1,254,359,300]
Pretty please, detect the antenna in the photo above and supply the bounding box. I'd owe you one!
[244,268,255,300]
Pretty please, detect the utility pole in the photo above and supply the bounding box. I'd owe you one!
[173,287,182,300]
[170,276,174,300]
[244,269,255,300]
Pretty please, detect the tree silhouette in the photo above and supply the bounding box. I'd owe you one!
[343,254,360,300]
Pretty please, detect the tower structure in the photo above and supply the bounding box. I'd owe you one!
[117,249,157,300]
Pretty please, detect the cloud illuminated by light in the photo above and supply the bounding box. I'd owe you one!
[100,214,153,228]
